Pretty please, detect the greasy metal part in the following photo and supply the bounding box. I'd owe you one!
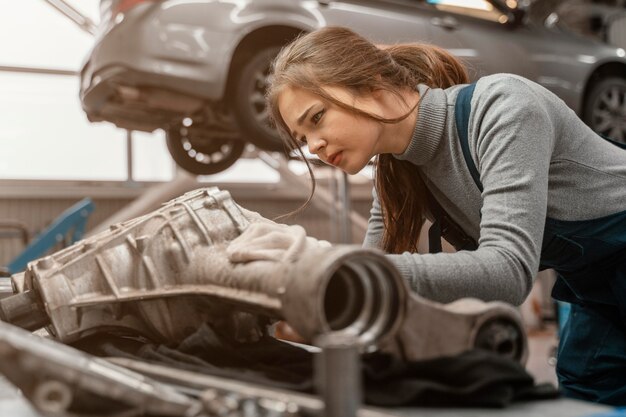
[0,277,14,299]
[199,389,301,417]
[281,249,407,347]
[0,290,49,330]
[0,320,201,417]
[315,334,361,417]
[391,297,528,364]
[0,187,527,364]
[1,187,406,349]
[107,357,398,417]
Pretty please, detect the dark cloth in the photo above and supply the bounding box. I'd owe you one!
[72,324,558,408]
[71,324,314,392]
[362,349,557,407]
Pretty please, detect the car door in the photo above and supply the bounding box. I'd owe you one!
[314,0,431,44]
[412,0,539,80]
[313,0,538,81]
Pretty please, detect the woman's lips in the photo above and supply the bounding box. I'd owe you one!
[328,152,342,166]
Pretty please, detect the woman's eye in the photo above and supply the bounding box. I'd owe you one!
[312,110,324,125]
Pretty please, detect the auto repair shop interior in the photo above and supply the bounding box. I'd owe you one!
[1,1,626,416]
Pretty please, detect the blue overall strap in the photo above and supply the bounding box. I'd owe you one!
[426,190,478,252]
[426,82,482,253]
[455,83,483,192]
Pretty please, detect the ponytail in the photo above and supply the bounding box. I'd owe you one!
[378,44,468,253]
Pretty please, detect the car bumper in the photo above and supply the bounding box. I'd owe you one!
[80,64,209,131]
[79,4,235,130]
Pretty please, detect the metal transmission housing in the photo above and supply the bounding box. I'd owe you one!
[0,187,527,363]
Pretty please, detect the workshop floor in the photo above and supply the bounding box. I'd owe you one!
[525,324,559,386]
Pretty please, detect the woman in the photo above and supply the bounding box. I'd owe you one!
[266,26,626,405]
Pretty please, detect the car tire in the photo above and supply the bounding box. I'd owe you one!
[232,46,285,152]
[583,76,626,143]
[166,124,245,175]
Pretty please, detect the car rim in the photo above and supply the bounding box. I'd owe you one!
[248,62,274,135]
[591,84,626,143]
[177,124,240,166]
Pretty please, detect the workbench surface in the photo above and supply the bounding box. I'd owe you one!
[1,376,616,417]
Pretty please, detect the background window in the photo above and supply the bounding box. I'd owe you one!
[0,1,171,182]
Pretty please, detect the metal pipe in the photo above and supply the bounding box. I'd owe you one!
[41,0,97,35]
[126,130,134,183]
[0,65,77,76]
[315,333,361,417]
[279,248,406,345]
[0,290,49,330]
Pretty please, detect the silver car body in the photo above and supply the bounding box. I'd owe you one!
[80,0,626,173]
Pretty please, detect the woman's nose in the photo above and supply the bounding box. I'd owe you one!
[307,136,326,155]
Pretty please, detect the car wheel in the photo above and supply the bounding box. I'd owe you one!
[166,124,245,175]
[232,46,285,152]
[584,77,626,143]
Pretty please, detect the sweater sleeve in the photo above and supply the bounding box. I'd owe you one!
[386,77,554,305]
[363,187,384,249]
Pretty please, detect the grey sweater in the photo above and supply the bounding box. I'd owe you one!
[363,74,626,305]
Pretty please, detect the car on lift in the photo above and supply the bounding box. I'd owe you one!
[80,0,626,175]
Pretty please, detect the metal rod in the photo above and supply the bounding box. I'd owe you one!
[315,333,362,417]
[0,65,77,76]
[41,0,97,35]
[126,130,134,183]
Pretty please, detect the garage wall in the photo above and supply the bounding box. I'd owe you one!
[0,180,374,267]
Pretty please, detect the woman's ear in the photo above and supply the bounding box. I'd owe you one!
[370,74,384,97]
[370,89,383,101]
[371,83,384,99]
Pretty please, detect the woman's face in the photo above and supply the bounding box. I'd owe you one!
[277,85,386,174]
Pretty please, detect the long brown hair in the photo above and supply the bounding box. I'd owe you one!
[266,27,468,253]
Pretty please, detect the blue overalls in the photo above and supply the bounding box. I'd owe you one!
[449,83,626,405]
